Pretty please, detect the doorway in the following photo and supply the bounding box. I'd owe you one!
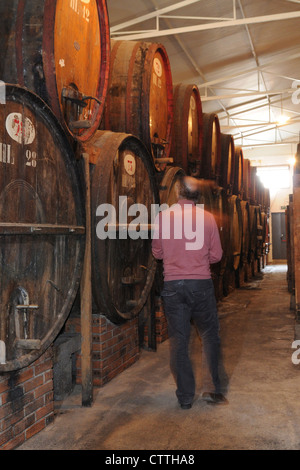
[271,212,287,260]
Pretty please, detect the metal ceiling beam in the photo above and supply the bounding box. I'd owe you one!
[201,87,295,101]
[217,94,297,119]
[111,11,300,40]
[110,0,203,32]
[147,0,232,122]
[241,141,299,148]
[197,51,300,89]
[222,118,300,128]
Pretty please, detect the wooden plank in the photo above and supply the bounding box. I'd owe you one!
[80,154,93,407]
[293,173,300,321]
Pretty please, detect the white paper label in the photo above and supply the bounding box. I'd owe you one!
[6,113,35,145]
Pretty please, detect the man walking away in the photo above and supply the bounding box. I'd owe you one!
[152,176,228,409]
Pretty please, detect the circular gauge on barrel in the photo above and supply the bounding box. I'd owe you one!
[0,84,85,372]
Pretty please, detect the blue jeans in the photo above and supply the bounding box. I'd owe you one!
[161,279,221,405]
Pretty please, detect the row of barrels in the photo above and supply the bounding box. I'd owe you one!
[0,1,269,372]
[286,143,300,302]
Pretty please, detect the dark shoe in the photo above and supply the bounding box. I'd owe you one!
[180,403,192,410]
[202,392,228,405]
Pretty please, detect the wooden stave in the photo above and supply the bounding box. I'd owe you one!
[0,0,110,142]
[0,84,85,372]
[85,130,159,324]
[201,113,221,180]
[233,146,244,198]
[103,39,174,170]
[170,83,203,178]
[220,133,235,192]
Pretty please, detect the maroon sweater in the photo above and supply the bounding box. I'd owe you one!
[152,199,223,281]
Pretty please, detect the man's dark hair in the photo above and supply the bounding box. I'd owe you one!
[178,175,201,204]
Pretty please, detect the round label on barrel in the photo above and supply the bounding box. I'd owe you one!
[153,58,163,78]
[124,154,136,176]
[5,113,35,145]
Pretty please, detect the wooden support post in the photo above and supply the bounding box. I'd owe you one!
[80,153,93,407]
[146,285,157,352]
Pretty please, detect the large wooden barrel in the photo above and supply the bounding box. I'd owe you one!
[158,166,185,206]
[233,146,244,197]
[0,0,110,142]
[240,200,251,266]
[261,210,269,257]
[198,180,214,213]
[201,113,221,180]
[255,177,264,207]
[249,205,263,261]
[211,187,230,300]
[103,39,174,171]
[228,195,243,270]
[220,133,235,192]
[243,158,251,201]
[249,166,257,204]
[0,84,85,372]
[170,84,203,177]
[255,205,263,258]
[82,131,159,324]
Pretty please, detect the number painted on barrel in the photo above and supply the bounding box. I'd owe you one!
[70,0,90,22]
[0,143,14,165]
[25,150,37,168]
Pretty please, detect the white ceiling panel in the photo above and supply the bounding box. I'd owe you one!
[107,0,300,158]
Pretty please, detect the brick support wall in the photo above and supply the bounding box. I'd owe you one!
[66,314,140,387]
[0,347,54,450]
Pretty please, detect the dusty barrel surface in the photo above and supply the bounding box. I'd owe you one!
[220,133,235,191]
[228,195,242,270]
[240,200,251,266]
[243,158,251,201]
[158,165,185,206]
[233,146,244,197]
[249,204,263,261]
[198,179,214,213]
[103,39,174,170]
[0,0,110,142]
[212,187,230,261]
[249,166,257,204]
[170,83,202,177]
[82,131,159,324]
[201,113,221,180]
[210,187,230,299]
[0,84,85,372]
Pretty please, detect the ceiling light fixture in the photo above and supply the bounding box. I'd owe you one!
[277,94,290,125]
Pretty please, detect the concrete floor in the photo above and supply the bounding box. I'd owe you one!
[18,264,300,451]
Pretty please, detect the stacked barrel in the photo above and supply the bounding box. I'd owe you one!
[286,143,300,314]
[0,0,271,404]
[0,0,112,371]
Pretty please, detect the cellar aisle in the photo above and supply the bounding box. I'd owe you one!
[17,264,300,451]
